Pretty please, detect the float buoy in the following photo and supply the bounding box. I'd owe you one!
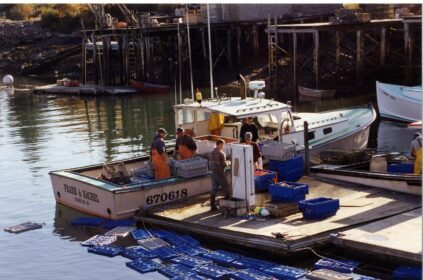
[2,74,14,86]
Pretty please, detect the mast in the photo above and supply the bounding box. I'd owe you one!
[186,5,194,100]
[207,4,214,98]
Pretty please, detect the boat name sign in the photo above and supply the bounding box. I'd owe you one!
[64,183,100,205]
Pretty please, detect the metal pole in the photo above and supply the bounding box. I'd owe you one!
[185,5,194,100]
[304,121,310,175]
[177,22,182,103]
[207,4,214,98]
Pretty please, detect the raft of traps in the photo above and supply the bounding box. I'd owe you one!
[73,216,414,279]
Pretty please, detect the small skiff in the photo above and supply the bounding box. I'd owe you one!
[376,81,422,123]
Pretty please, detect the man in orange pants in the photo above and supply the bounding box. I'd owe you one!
[151,128,171,179]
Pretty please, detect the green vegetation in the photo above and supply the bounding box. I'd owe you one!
[9,4,34,20]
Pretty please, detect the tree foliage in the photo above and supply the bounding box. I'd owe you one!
[9,4,34,20]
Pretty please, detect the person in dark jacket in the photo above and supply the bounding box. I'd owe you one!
[240,117,259,142]
[245,132,262,169]
[208,139,230,210]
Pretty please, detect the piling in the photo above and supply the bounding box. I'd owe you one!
[304,121,310,175]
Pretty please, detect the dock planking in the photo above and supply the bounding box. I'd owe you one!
[332,208,421,263]
[137,177,421,257]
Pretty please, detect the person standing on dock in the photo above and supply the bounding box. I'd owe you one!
[410,132,422,174]
[151,128,171,179]
[240,117,259,142]
[245,132,262,169]
[208,138,230,211]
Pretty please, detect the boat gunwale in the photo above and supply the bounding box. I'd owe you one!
[49,152,214,194]
[311,162,421,184]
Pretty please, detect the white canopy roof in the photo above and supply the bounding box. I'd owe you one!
[174,97,291,119]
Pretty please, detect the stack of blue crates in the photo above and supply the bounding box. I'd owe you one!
[299,197,340,220]
[268,155,304,182]
[268,182,309,202]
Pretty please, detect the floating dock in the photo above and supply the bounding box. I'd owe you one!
[136,177,421,263]
[32,84,138,95]
[332,208,421,263]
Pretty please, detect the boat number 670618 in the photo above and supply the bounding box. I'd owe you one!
[146,188,188,205]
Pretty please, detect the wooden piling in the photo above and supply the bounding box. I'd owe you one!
[335,31,340,81]
[404,22,410,84]
[227,28,232,68]
[380,27,386,66]
[356,29,363,82]
[91,33,98,85]
[236,26,241,64]
[292,32,298,103]
[118,36,124,85]
[253,24,259,57]
[313,31,320,89]
[304,121,310,175]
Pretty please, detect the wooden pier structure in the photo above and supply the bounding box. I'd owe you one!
[267,16,421,101]
[135,177,421,263]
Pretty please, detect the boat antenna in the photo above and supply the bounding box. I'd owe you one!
[186,5,194,100]
[177,21,182,104]
[207,4,214,99]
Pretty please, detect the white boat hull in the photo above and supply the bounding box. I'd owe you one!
[376,81,422,122]
[51,171,213,220]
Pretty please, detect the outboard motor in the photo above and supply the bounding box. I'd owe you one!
[248,80,265,98]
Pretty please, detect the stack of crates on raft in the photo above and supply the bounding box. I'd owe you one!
[268,155,304,182]
[174,157,209,178]
[264,181,308,217]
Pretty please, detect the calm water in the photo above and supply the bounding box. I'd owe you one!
[0,80,419,279]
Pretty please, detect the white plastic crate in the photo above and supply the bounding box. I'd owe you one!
[261,141,296,161]
[174,157,209,178]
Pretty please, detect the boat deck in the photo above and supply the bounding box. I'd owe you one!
[32,84,138,95]
[332,208,421,263]
[137,177,421,261]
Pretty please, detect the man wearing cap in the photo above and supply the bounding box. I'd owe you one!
[240,117,259,142]
[245,132,262,169]
[173,127,184,160]
[151,128,171,179]
[410,132,422,174]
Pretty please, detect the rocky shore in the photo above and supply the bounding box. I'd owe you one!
[0,19,81,78]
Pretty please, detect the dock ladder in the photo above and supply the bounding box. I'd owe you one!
[268,16,278,90]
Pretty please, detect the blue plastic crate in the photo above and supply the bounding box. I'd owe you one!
[314,258,359,273]
[151,246,180,260]
[230,257,276,270]
[299,197,340,220]
[357,276,378,280]
[202,250,241,266]
[193,264,232,280]
[268,156,304,182]
[131,228,154,240]
[231,268,276,280]
[263,265,307,280]
[171,275,204,280]
[393,266,422,280]
[126,259,159,274]
[71,217,105,226]
[162,234,188,247]
[153,229,177,238]
[103,218,134,229]
[171,255,213,268]
[158,264,198,278]
[177,245,209,256]
[122,246,157,259]
[179,235,200,246]
[268,182,309,202]
[254,169,277,191]
[388,162,414,174]
[87,245,124,257]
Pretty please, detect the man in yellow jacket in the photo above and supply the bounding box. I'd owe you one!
[410,132,422,174]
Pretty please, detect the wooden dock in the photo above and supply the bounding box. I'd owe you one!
[32,84,138,95]
[136,177,421,262]
[332,208,421,263]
